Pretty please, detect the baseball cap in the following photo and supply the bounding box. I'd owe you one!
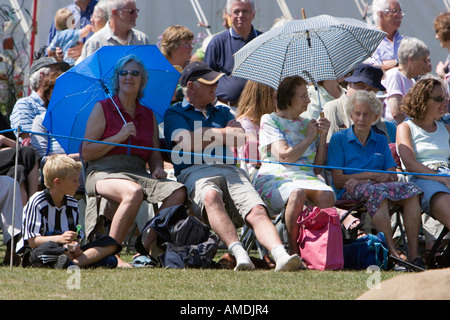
[29,57,71,75]
[345,63,386,91]
[179,61,224,87]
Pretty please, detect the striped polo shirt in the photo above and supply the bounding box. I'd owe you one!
[9,91,46,136]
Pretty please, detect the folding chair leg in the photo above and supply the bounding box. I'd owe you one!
[124,223,138,253]
[427,226,449,269]
[240,225,256,252]
[389,254,425,272]
[393,211,408,258]
[239,210,286,259]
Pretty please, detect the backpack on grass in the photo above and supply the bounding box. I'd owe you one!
[135,205,218,269]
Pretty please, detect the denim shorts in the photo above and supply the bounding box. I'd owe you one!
[410,177,450,216]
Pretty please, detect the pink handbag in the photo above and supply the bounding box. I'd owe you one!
[297,206,344,270]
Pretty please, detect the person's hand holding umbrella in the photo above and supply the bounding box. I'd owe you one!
[43,45,181,155]
[80,54,186,268]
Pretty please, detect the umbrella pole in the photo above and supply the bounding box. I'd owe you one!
[108,94,132,155]
[10,126,20,270]
[301,9,312,48]
[99,80,127,124]
[302,70,322,119]
[108,94,127,124]
[99,80,131,155]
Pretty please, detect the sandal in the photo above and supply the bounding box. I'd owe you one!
[343,216,364,237]
[349,221,366,238]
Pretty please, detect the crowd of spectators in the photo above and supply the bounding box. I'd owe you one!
[1,0,449,273]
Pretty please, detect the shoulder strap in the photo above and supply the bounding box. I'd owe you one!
[134,205,188,255]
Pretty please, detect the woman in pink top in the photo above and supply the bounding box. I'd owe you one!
[82,55,186,267]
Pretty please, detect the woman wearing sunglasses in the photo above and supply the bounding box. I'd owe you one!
[82,55,186,267]
[397,78,450,240]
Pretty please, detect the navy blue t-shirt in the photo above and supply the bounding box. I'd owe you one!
[204,27,262,103]
[164,99,236,176]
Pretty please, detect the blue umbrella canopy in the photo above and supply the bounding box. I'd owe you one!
[43,45,180,154]
[232,15,386,89]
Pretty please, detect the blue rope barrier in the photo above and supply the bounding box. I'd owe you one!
[12,127,450,178]
[0,128,15,135]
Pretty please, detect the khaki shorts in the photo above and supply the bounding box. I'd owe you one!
[177,164,266,228]
[84,154,185,240]
[85,154,184,203]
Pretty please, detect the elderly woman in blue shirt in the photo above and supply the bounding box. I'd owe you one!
[327,90,424,268]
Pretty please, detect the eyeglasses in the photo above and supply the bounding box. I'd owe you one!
[295,93,311,101]
[118,8,140,15]
[383,9,405,16]
[118,70,141,77]
[431,95,449,102]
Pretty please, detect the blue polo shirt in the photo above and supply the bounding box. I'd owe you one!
[326,126,397,199]
[204,26,262,103]
[164,99,236,176]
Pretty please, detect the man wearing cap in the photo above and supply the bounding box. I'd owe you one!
[323,64,396,143]
[203,0,261,113]
[9,57,69,140]
[164,61,302,272]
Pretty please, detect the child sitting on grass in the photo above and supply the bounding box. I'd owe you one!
[18,154,120,269]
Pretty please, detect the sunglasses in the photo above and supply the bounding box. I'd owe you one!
[431,95,449,102]
[383,9,405,16]
[118,8,140,15]
[118,70,141,77]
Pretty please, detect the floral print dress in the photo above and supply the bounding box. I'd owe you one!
[341,182,422,217]
[253,113,334,216]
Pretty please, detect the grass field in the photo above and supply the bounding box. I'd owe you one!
[0,248,399,301]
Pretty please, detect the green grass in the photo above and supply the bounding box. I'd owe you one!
[0,249,399,300]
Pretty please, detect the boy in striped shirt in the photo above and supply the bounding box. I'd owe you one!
[19,155,120,268]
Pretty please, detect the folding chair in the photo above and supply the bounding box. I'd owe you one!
[427,226,450,269]
[388,143,449,269]
[324,149,419,271]
[240,209,287,259]
[337,200,407,246]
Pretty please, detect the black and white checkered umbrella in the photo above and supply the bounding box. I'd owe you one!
[232,15,386,90]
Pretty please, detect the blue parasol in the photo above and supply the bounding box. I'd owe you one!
[43,45,180,154]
